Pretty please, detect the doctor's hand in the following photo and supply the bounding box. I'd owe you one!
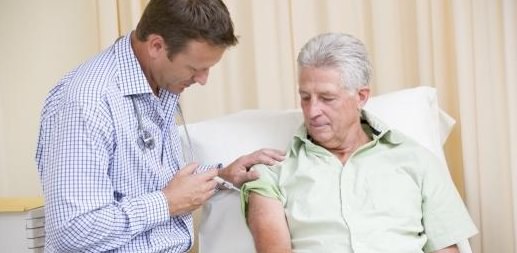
[161,163,218,216]
[219,148,285,187]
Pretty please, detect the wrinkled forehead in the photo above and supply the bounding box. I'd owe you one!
[298,67,347,93]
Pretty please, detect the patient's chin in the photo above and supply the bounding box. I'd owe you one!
[308,131,332,145]
[308,124,330,134]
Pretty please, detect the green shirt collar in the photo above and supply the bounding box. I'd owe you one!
[291,109,404,155]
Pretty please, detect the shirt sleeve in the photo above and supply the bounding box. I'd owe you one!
[38,100,170,252]
[420,150,478,252]
[241,163,285,218]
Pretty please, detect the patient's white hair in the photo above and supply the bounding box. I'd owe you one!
[297,33,372,90]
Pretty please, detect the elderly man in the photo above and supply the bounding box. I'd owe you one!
[241,33,477,253]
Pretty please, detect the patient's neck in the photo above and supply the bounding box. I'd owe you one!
[327,127,372,164]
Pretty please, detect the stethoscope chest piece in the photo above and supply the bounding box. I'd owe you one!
[132,97,156,151]
[138,129,155,150]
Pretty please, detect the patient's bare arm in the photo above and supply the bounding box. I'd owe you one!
[433,244,459,253]
[247,192,292,253]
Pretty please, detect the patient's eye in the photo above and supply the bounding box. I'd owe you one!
[321,96,335,103]
[300,94,310,101]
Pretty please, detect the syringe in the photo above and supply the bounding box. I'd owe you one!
[214,176,241,192]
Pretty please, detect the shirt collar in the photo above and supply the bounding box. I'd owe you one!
[290,109,404,154]
[114,32,154,96]
[360,109,404,144]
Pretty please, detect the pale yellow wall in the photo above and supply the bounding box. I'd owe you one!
[0,0,101,196]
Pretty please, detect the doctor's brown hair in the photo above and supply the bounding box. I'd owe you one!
[135,0,239,59]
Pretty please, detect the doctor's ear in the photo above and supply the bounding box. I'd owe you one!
[147,34,167,59]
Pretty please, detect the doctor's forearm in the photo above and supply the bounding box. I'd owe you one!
[46,191,169,252]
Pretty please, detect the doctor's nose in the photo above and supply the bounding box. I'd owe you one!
[193,69,209,85]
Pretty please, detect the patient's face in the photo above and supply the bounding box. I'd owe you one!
[298,67,363,149]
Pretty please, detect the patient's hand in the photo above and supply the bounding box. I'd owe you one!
[219,148,285,187]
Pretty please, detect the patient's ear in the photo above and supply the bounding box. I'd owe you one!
[357,87,370,107]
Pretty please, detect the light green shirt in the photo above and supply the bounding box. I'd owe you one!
[241,110,477,253]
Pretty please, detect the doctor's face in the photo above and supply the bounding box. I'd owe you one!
[151,39,226,94]
[298,67,365,149]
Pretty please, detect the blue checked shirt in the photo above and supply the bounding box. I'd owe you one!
[36,33,193,252]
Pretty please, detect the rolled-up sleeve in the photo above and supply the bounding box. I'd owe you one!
[241,164,284,217]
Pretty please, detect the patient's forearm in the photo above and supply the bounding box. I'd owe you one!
[247,193,292,253]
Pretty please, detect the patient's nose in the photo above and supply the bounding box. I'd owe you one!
[305,101,322,118]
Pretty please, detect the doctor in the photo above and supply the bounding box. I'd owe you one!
[35,0,284,252]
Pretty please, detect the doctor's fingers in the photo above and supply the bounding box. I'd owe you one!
[176,162,200,176]
[243,148,286,166]
[195,168,219,181]
[161,178,216,216]
[239,169,260,184]
[183,178,218,208]
[170,169,219,190]
[164,167,217,192]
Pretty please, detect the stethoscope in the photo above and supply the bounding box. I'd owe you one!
[130,97,194,162]
[130,96,240,191]
[131,97,156,151]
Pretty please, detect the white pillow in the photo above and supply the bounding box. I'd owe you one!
[363,86,454,162]
[182,109,303,166]
[180,86,457,253]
